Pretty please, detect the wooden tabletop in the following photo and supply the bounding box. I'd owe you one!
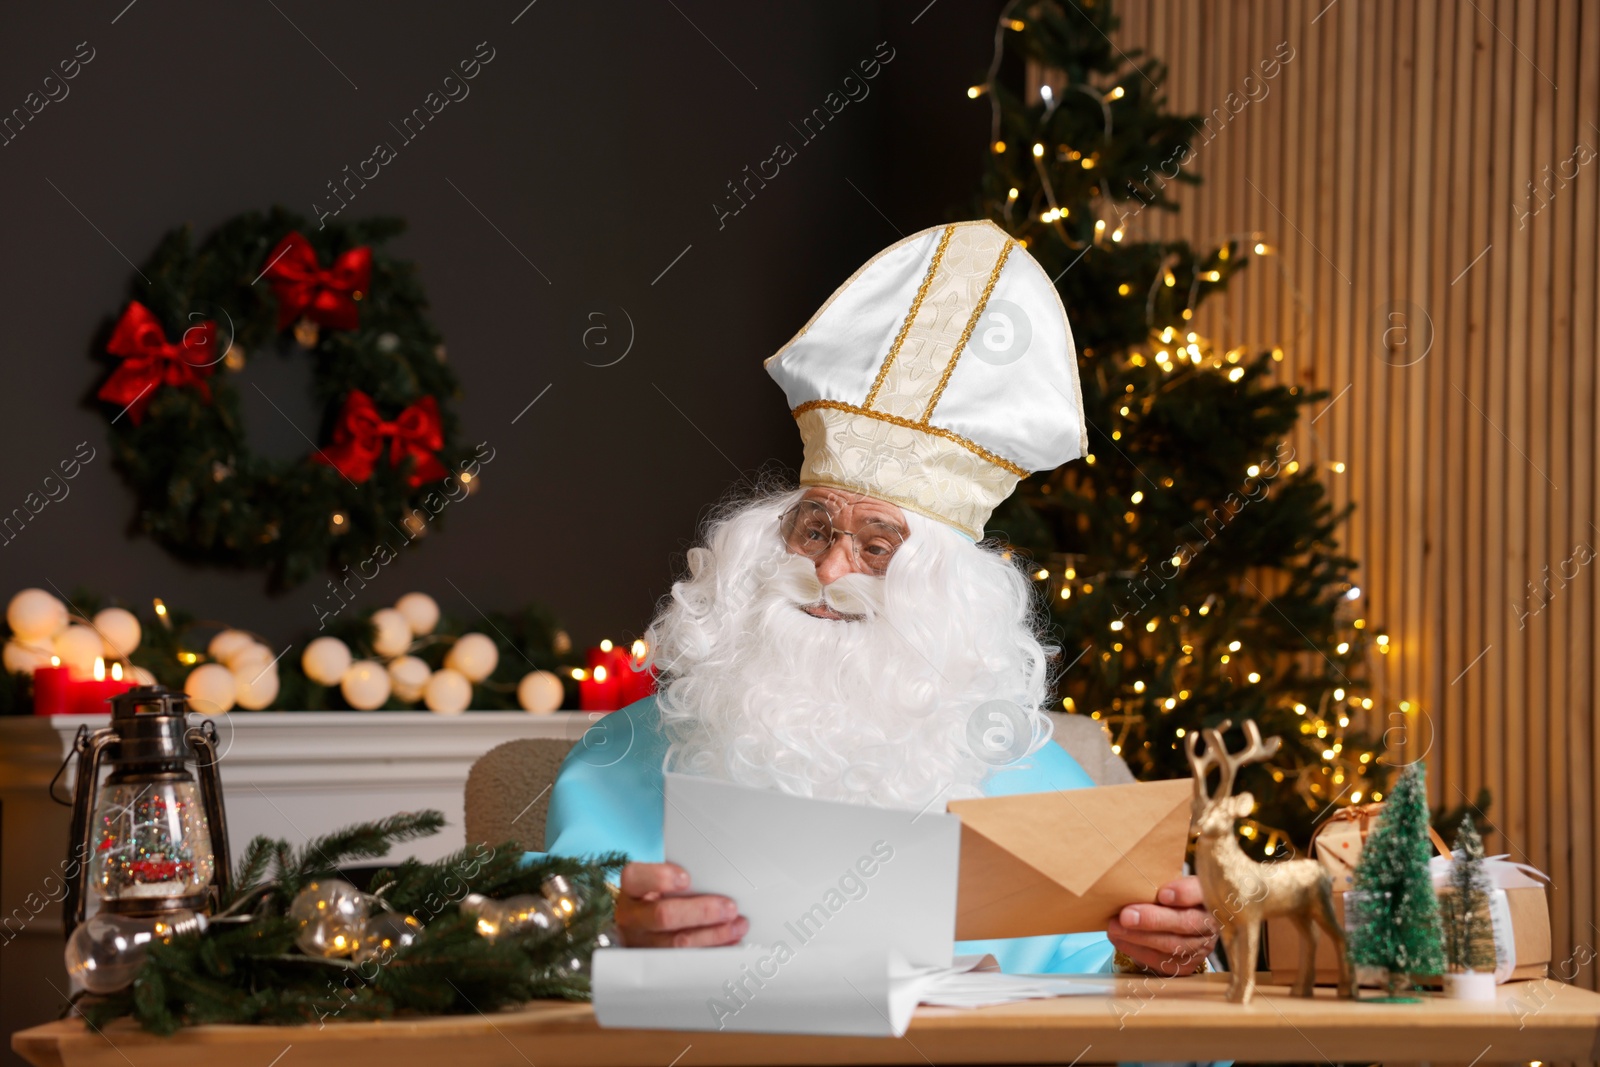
[14,975,1600,1067]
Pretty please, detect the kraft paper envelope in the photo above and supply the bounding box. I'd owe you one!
[947,777,1192,940]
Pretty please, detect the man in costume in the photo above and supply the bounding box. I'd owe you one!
[544,220,1218,976]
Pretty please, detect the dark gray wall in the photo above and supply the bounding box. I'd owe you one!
[0,0,999,651]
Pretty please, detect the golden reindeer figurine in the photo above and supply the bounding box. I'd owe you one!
[1185,719,1355,1003]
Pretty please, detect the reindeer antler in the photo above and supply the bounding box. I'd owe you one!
[1184,723,1219,808]
[1186,719,1283,808]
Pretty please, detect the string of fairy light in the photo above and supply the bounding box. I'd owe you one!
[976,7,1413,854]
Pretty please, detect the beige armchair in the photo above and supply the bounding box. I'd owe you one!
[464,713,1135,853]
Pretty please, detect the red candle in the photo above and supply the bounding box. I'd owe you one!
[579,641,628,712]
[32,662,71,716]
[618,639,656,706]
[67,658,130,717]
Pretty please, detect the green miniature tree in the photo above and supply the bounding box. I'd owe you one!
[1347,762,1446,995]
[1442,812,1498,973]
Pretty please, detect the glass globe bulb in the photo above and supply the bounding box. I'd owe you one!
[65,911,205,994]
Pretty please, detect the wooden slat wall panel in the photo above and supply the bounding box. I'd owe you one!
[1114,0,1600,985]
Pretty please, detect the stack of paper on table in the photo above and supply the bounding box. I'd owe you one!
[592,772,1188,1037]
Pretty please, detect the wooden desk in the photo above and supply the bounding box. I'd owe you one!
[13,975,1600,1067]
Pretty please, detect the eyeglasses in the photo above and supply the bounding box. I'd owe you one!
[779,498,905,577]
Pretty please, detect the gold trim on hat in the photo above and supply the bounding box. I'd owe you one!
[793,404,1020,540]
[921,238,1014,423]
[791,399,1029,478]
[862,224,954,411]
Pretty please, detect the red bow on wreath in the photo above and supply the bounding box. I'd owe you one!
[261,232,372,332]
[317,390,447,488]
[97,301,217,426]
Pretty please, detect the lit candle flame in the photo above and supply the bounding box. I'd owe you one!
[111,662,123,682]
[593,665,608,683]
[599,639,613,653]
[631,639,647,662]
[93,657,105,681]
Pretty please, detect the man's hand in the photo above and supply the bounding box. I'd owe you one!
[614,862,748,948]
[1106,875,1219,976]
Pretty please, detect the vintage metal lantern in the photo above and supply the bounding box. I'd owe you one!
[59,685,230,991]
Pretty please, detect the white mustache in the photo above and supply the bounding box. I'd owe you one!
[764,552,886,619]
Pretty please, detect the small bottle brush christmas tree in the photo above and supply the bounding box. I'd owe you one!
[1347,762,1445,996]
[1443,812,1497,974]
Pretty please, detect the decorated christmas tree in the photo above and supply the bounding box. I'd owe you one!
[1347,763,1446,994]
[970,0,1387,852]
[1443,812,1497,974]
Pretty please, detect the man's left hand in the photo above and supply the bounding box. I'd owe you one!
[1106,875,1218,976]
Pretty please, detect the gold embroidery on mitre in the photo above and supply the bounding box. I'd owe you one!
[861,225,954,411]
[793,405,1021,540]
[921,239,1013,423]
[791,399,1028,478]
[863,224,1012,425]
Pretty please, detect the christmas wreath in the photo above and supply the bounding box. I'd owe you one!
[94,208,466,589]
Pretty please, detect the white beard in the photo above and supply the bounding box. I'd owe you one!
[644,489,1055,812]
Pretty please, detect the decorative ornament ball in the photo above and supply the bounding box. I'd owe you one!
[340,660,392,710]
[207,629,257,666]
[91,608,142,659]
[3,639,52,674]
[353,910,423,965]
[369,608,412,659]
[423,667,471,715]
[289,879,368,958]
[517,670,564,714]
[387,655,431,703]
[53,625,104,676]
[302,636,353,686]
[232,662,280,710]
[444,632,498,682]
[6,589,67,642]
[129,665,157,686]
[184,662,237,714]
[394,592,440,636]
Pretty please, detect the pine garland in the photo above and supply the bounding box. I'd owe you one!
[78,810,625,1033]
[96,207,466,590]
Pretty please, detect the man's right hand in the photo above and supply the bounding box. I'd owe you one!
[614,862,748,948]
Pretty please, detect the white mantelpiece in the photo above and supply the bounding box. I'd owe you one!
[0,710,593,1067]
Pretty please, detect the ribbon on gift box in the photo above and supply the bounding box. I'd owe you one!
[1428,852,1551,983]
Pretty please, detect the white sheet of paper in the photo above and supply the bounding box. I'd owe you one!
[592,948,1115,1037]
[593,944,908,1036]
[660,771,962,966]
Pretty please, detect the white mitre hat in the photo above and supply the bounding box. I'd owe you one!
[765,220,1088,539]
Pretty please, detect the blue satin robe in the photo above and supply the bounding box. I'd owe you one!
[539,696,1115,975]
